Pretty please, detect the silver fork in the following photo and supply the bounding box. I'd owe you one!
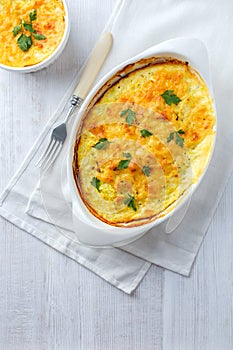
[36,32,113,170]
[36,95,83,169]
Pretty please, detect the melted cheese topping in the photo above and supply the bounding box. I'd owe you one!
[73,59,216,227]
[0,0,66,67]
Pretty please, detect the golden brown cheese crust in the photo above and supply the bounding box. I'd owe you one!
[73,58,216,227]
[0,0,65,67]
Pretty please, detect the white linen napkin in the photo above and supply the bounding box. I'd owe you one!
[1,0,233,293]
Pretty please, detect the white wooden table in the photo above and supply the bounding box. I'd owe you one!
[0,1,233,349]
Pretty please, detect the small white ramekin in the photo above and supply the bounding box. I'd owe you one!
[67,37,217,247]
[0,0,70,73]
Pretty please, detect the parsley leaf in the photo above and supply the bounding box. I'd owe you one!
[13,24,22,36]
[23,22,36,33]
[167,130,185,147]
[175,133,185,147]
[123,152,132,159]
[142,166,151,177]
[17,34,32,52]
[32,33,46,40]
[140,129,153,138]
[167,132,175,143]
[13,10,46,52]
[93,138,110,150]
[161,90,181,106]
[91,177,101,192]
[124,194,137,211]
[116,159,131,170]
[29,10,37,22]
[120,109,128,117]
[120,108,136,125]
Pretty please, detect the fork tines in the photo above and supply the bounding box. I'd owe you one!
[36,136,63,170]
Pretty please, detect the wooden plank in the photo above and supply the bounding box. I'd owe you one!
[163,173,233,350]
[0,220,164,349]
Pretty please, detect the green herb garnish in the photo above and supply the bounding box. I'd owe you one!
[23,22,36,33]
[13,24,22,36]
[140,129,153,138]
[13,10,46,52]
[116,159,131,170]
[167,132,175,143]
[32,33,46,40]
[123,152,132,159]
[17,34,33,52]
[116,152,133,170]
[29,10,37,22]
[142,166,151,177]
[124,194,137,211]
[175,133,185,147]
[161,90,181,106]
[93,138,110,150]
[167,129,185,147]
[120,108,136,125]
[91,177,101,192]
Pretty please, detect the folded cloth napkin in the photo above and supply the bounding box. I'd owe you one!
[1,0,233,293]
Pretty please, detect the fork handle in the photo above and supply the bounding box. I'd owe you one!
[73,32,113,100]
[64,95,83,123]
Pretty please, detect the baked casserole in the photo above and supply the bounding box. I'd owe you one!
[73,57,216,227]
[0,0,66,68]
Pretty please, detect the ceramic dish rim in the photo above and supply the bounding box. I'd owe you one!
[67,37,217,246]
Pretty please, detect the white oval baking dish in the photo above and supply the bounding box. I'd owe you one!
[67,37,216,247]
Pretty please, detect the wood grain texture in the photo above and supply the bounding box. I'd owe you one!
[164,172,233,350]
[0,0,233,349]
[163,172,233,350]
